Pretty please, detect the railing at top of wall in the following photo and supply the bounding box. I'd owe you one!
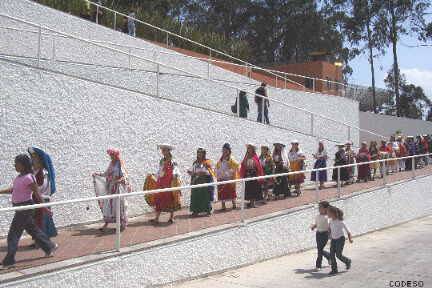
[0,153,428,252]
[0,13,385,142]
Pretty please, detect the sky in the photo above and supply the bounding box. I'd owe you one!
[348,34,432,100]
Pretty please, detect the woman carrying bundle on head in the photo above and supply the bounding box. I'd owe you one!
[144,144,181,224]
[216,143,240,210]
[188,148,216,216]
[93,148,131,232]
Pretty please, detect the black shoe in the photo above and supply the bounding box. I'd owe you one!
[346,259,352,270]
[328,270,338,275]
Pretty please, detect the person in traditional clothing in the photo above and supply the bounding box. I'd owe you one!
[259,145,274,201]
[27,147,57,247]
[421,135,429,166]
[288,140,306,196]
[272,143,290,197]
[379,140,390,177]
[144,144,181,224]
[188,148,215,216]
[240,144,264,208]
[356,142,371,182]
[216,143,240,210]
[344,142,356,184]
[391,136,400,172]
[386,141,398,173]
[369,141,380,180]
[311,141,328,190]
[397,136,407,172]
[93,148,130,232]
[332,144,349,185]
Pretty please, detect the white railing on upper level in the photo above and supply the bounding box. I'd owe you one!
[0,13,386,143]
[0,153,429,252]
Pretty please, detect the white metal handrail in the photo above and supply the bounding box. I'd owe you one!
[82,0,304,89]
[0,153,428,250]
[0,13,385,141]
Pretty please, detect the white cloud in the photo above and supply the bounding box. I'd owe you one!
[400,68,432,99]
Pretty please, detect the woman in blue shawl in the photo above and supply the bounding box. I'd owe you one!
[28,147,58,245]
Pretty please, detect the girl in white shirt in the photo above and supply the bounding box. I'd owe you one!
[327,206,353,275]
[310,201,331,270]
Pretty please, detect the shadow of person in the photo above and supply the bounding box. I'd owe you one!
[294,268,347,279]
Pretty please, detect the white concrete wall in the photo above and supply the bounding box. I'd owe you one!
[2,173,431,288]
[360,112,432,143]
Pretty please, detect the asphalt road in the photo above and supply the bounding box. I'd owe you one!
[168,216,432,288]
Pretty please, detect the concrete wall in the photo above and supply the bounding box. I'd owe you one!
[360,112,432,143]
[2,173,431,288]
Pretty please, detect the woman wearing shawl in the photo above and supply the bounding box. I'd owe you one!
[215,143,239,210]
[28,147,58,244]
[188,148,216,216]
[356,142,371,182]
[369,141,380,180]
[379,141,390,176]
[288,140,306,196]
[259,145,274,202]
[272,143,290,199]
[345,141,356,184]
[144,144,181,224]
[93,148,130,231]
[311,141,328,189]
[240,144,264,208]
[332,144,349,185]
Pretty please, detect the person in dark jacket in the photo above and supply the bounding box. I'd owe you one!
[255,82,270,124]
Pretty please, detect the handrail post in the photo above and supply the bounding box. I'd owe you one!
[51,35,55,61]
[337,166,341,198]
[240,180,245,224]
[166,33,169,47]
[383,161,387,185]
[156,63,160,97]
[96,5,99,24]
[275,75,278,88]
[284,77,287,89]
[236,89,240,118]
[310,113,314,136]
[37,25,41,67]
[412,156,416,178]
[128,47,132,71]
[115,194,121,252]
[312,78,316,92]
[113,12,117,30]
[315,179,319,203]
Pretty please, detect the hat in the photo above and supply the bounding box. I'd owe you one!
[336,143,345,147]
[273,143,285,147]
[361,141,367,145]
[291,140,299,144]
[223,143,232,151]
[345,141,352,145]
[246,143,257,149]
[158,144,174,151]
[261,144,270,149]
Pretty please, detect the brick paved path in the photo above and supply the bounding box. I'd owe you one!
[0,166,430,275]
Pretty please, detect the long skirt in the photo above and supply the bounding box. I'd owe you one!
[245,170,262,201]
[190,175,212,214]
[273,175,290,197]
[94,176,128,227]
[218,183,236,201]
[289,161,305,185]
[332,165,349,182]
[144,175,182,212]
[311,159,327,182]
[34,199,57,238]
[357,162,370,181]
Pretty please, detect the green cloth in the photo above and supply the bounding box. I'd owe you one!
[190,175,212,214]
[239,94,249,118]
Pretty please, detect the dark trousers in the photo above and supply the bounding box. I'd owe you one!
[2,201,54,266]
[330,236,351,272]
[257,103,269,124]
[316,231,330,268]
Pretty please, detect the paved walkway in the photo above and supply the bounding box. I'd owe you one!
[168,216,432,288]
[0,166,430,279]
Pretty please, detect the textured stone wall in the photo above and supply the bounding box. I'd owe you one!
[2,174,431,288]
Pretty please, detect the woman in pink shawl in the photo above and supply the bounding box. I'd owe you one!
[93,148,130,232]
[240,144,264,208]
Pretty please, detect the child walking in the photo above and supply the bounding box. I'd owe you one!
[327,206,353,275]
[310,201,331,270]
[0,154,58,269]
